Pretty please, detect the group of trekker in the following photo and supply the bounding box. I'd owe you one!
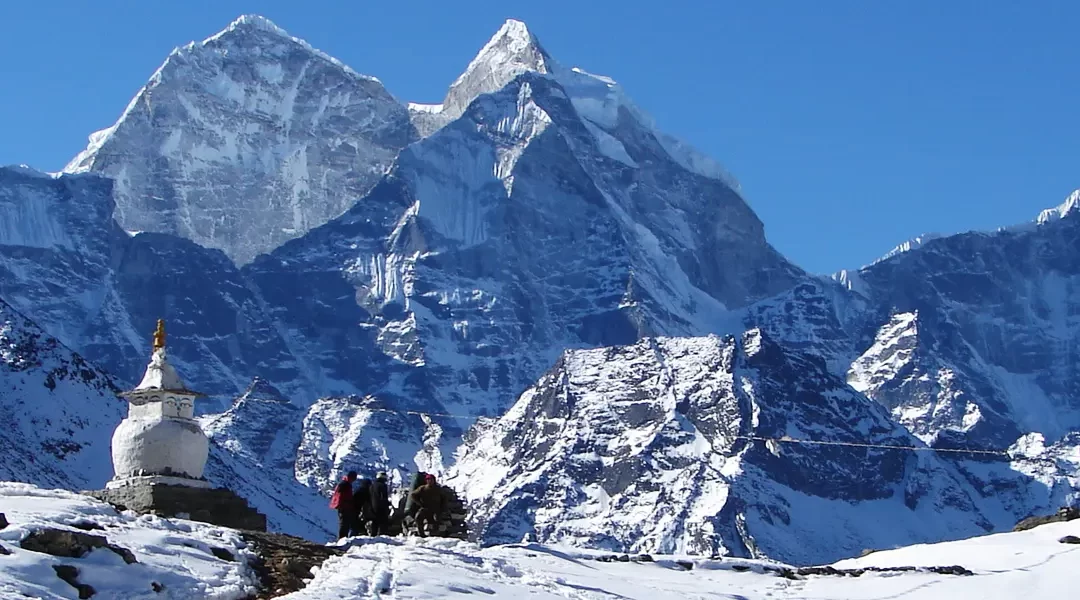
[329,470,445,539]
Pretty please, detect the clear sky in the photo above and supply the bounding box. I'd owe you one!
[2,0,1078,274]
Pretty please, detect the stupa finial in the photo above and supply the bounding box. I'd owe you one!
[152,319,166,350]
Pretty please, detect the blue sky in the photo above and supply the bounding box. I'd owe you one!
[2,1,1078,274]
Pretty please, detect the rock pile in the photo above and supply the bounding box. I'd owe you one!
[241,530,344,599]
[1014,505,1079,532]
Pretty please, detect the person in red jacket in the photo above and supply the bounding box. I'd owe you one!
[329,471,358,539]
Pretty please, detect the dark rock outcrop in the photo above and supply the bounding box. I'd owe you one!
[1014,506,1079,532]
[53,564,95,599]
[241,530,343,599]
[1060,535,1080,544]
[20,528,137,564]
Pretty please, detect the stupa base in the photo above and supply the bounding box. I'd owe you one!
[105,474,212,490]
[86,480,267,531]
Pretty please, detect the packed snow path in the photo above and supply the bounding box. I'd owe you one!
[285,523,1078,600]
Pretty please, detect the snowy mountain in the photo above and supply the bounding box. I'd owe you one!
[449,331,1013,564]
[1,13,1078,566]
[65,15,417,266]
[236,18,803,479]
[0,297,123,490]
[844,198,1080,450]
[3,481,1077,599]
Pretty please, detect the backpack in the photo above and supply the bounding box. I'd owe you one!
[329,480,351,510]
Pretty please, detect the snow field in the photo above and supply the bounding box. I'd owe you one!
[0,483,259,599]
[1,481,1077,598]
[284,520,1079,599]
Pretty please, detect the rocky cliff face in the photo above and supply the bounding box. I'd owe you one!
[0,166,307,407]
[0,167,124,345]
[65,15,417,266]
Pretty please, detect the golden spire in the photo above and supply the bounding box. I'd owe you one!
[152,319,166,350]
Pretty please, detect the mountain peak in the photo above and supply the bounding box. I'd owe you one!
[237,376,290,404]
[198,14,378,84]
[492,19,539,49]
[1036,189,1080,225]
[211,14,292,41]
[869,233,945,267]
[471,19,551,73]
[439,18,555,121]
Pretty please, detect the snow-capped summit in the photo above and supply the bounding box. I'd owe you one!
[1037,189,1080,224]
[64,14,416,265]
[440,19,554,121]
[411,19,739,186]
[212,14,297,42]
[872,233,945,265]
[203,14,380,84]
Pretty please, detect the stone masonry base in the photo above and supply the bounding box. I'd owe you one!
[85,483,267,531]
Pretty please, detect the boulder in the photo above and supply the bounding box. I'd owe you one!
[20,528,137,564]
[1059,535,1080,544]
[210,546,236,562]
[53,564,96,599]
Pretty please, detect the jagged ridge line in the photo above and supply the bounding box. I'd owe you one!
[349,406,1066,461]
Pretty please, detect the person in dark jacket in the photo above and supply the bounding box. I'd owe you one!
[409,474,444,537]
[352,478,373,536]
[329,471,358,539]
[369,471,391,536]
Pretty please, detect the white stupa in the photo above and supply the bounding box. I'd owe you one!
[106,319,210,489]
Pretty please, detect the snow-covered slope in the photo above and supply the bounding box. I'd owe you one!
[0,298,123,490]
[0,483,259,599]
[200,378,333,541]
[449,331,1017,565]
[5,481,1077,600]
[65,14,417,265]
[285,519,1080,600]
[4,480,1077,600]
